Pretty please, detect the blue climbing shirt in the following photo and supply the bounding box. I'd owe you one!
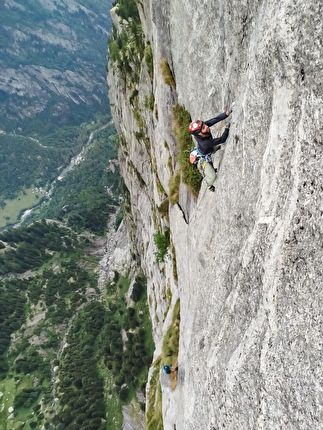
[163,365,172,375]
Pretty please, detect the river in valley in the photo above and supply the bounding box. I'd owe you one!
[13,120,113,229]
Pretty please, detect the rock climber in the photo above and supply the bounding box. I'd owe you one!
[162,364,178,375]
[189,103,234,192]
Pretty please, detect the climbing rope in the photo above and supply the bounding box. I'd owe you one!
[216,106,228,137]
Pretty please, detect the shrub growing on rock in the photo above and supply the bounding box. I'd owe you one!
[153,229,170,263]
[160,59,176,87]
[172,103,202,198]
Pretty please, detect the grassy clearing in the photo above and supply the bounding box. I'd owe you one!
[0,376,16,430]
[0,187,40,228]
[100,365,123,430]
[0,374,43,429]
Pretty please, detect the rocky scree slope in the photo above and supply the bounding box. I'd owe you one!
[108,0,323,429]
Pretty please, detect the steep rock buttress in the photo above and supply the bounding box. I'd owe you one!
[107,0,323,429]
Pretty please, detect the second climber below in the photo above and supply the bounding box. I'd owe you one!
[189,103,234,156]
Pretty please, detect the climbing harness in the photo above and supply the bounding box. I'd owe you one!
[189,145,213,166]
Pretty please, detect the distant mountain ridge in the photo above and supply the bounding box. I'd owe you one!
[0,0,113,129]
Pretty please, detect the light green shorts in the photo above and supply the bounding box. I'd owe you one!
[198,160,217,186]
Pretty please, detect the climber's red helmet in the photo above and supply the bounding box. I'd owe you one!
[189,119,203,135]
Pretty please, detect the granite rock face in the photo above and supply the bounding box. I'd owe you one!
[107,0,323,429]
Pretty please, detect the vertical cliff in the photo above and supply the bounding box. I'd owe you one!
[108,0,323,428]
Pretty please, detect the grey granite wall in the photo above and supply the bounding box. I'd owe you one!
[108,0,323,428]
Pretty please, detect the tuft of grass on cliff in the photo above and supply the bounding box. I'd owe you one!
[160,59,176,88]
[172,104,202,199]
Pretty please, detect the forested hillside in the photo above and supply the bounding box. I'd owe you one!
[0,0,114,222]
[0,218,154,430]
[26,123,122,234]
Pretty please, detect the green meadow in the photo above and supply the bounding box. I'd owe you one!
[0,188,41,229]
